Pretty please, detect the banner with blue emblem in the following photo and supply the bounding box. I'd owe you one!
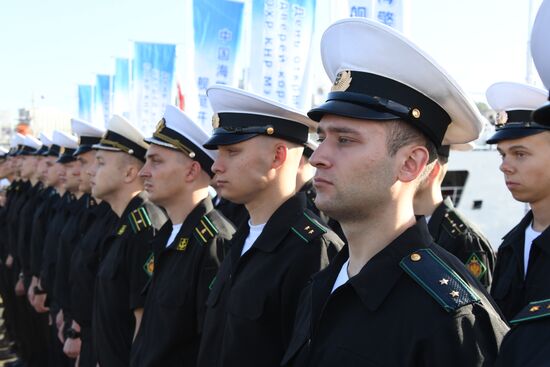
[193,0,244,131]
[248,0,316,110]
[132,42,176,134]
[93,74,112,126]
[78,84,93,122]
[113,57,131,118]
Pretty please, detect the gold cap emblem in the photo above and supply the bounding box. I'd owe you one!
[331,70,352,92]
[212,114,220,129]
[155,118,166,134]
[496,111,508,126]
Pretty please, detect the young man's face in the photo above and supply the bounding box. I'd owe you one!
[43,158,61,187]
[140,144,192,207]
[61,161,81,192]
[310,115,398,222]
[497,132,550,204]
[19,155,37,179]
[90,150,125,201]
[211,136,274,205]
[77,151,95,194]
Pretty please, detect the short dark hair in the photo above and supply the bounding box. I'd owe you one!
[384,120,438,163]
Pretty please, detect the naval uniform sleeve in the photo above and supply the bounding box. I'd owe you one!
[414,304,506,366]
[280,238,327,349]
[126,229,154,310]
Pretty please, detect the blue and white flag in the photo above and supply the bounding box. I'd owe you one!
[78,84,93,122]
[193,0,244,130]
[93,74,111,126]
[132,42,176,134]
[248,0,317,110]
[113,58,131,118]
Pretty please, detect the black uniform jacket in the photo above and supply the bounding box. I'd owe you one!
[196,192,344,367]
[282,218,509,367]
[29,187,57,277]
[428,197,495,288]
[491,211,550,321]
[131,197,235,367]
[495,299,550,367]
[69,200,117,327]
[93,192,167,367]
[16,181,43,281]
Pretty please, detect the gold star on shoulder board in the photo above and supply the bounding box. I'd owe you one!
[439,278,449,285]
[450,290,460,298]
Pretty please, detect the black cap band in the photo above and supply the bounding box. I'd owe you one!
[43,144,61,157]
[486,108,550,144]
[148,119,214,177]
[17,145,39,156]
[308,71,451,146]
[57,148,77,163]
[203,112,309,149]
[96,130,147,162]
[74,136,102,157]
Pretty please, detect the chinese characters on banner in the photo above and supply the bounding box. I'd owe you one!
[348,0,405,32]
[132,42,176,134]
[193,0,244,131]
[248,0,316,110]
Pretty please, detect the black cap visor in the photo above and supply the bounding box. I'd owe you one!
[308,99,401,123]
[203,130,259,150]
[73,145,94,157]
[486,127,548,144]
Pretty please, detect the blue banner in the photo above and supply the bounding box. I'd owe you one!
[113,58,130,118]
[193,0,244,130]
[78,84,93,122]
[132,42,176,134]
[93,74,111,126]
[248,0,316,110]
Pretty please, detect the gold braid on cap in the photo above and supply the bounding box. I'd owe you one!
[99,138,135,155]
[153,118,196,158]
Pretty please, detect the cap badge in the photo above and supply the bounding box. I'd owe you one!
[331,70,352,92]
[155,118,166,134]
[212,113,220,129]
[496,111,508,127]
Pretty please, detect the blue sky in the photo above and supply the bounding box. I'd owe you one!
[0,0,544,117]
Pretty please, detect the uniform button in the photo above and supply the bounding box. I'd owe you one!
[410,253,421,261]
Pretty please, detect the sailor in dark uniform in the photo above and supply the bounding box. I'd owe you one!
[90,115,167,367]
[196,86,344,367]
[485,81,550,321]
[130,105,235,367]
[282,18,508,367]
[414,144,495,288]
[494,3,550,365]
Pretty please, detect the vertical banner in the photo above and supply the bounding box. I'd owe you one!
[348,0,375,18]
[93,74,111,126]
[373,0,404,32]
[248,0,317,110]
[78,84,93,122]
[112,58,131,118]
[132,42,176,134]
[193,0,244,130]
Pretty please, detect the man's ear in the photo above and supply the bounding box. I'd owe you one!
[272,143,288,169]
[397,145,429,183]
[122,162,142,183]
[185,161,202,182]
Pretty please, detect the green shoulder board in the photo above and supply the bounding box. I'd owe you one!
[510,299,550,325]
[193,214,219,245]
[291,212,327,243]
[400,248,480,312]
[128,206,153,233]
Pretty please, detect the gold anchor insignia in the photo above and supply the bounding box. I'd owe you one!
[176,238,189,251]
[155,118,166,134]
[331,70,352,92]
[117,225,127,236]
[212,113,220,129]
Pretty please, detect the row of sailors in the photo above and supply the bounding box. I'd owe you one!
[0,11,550,367]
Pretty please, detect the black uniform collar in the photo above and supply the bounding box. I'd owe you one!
[313,218,435,312]
[500,211,534,251]
[247,192,307,253]
[427,197,454,238]
[161,197,214,251]
[119,191,148,220]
